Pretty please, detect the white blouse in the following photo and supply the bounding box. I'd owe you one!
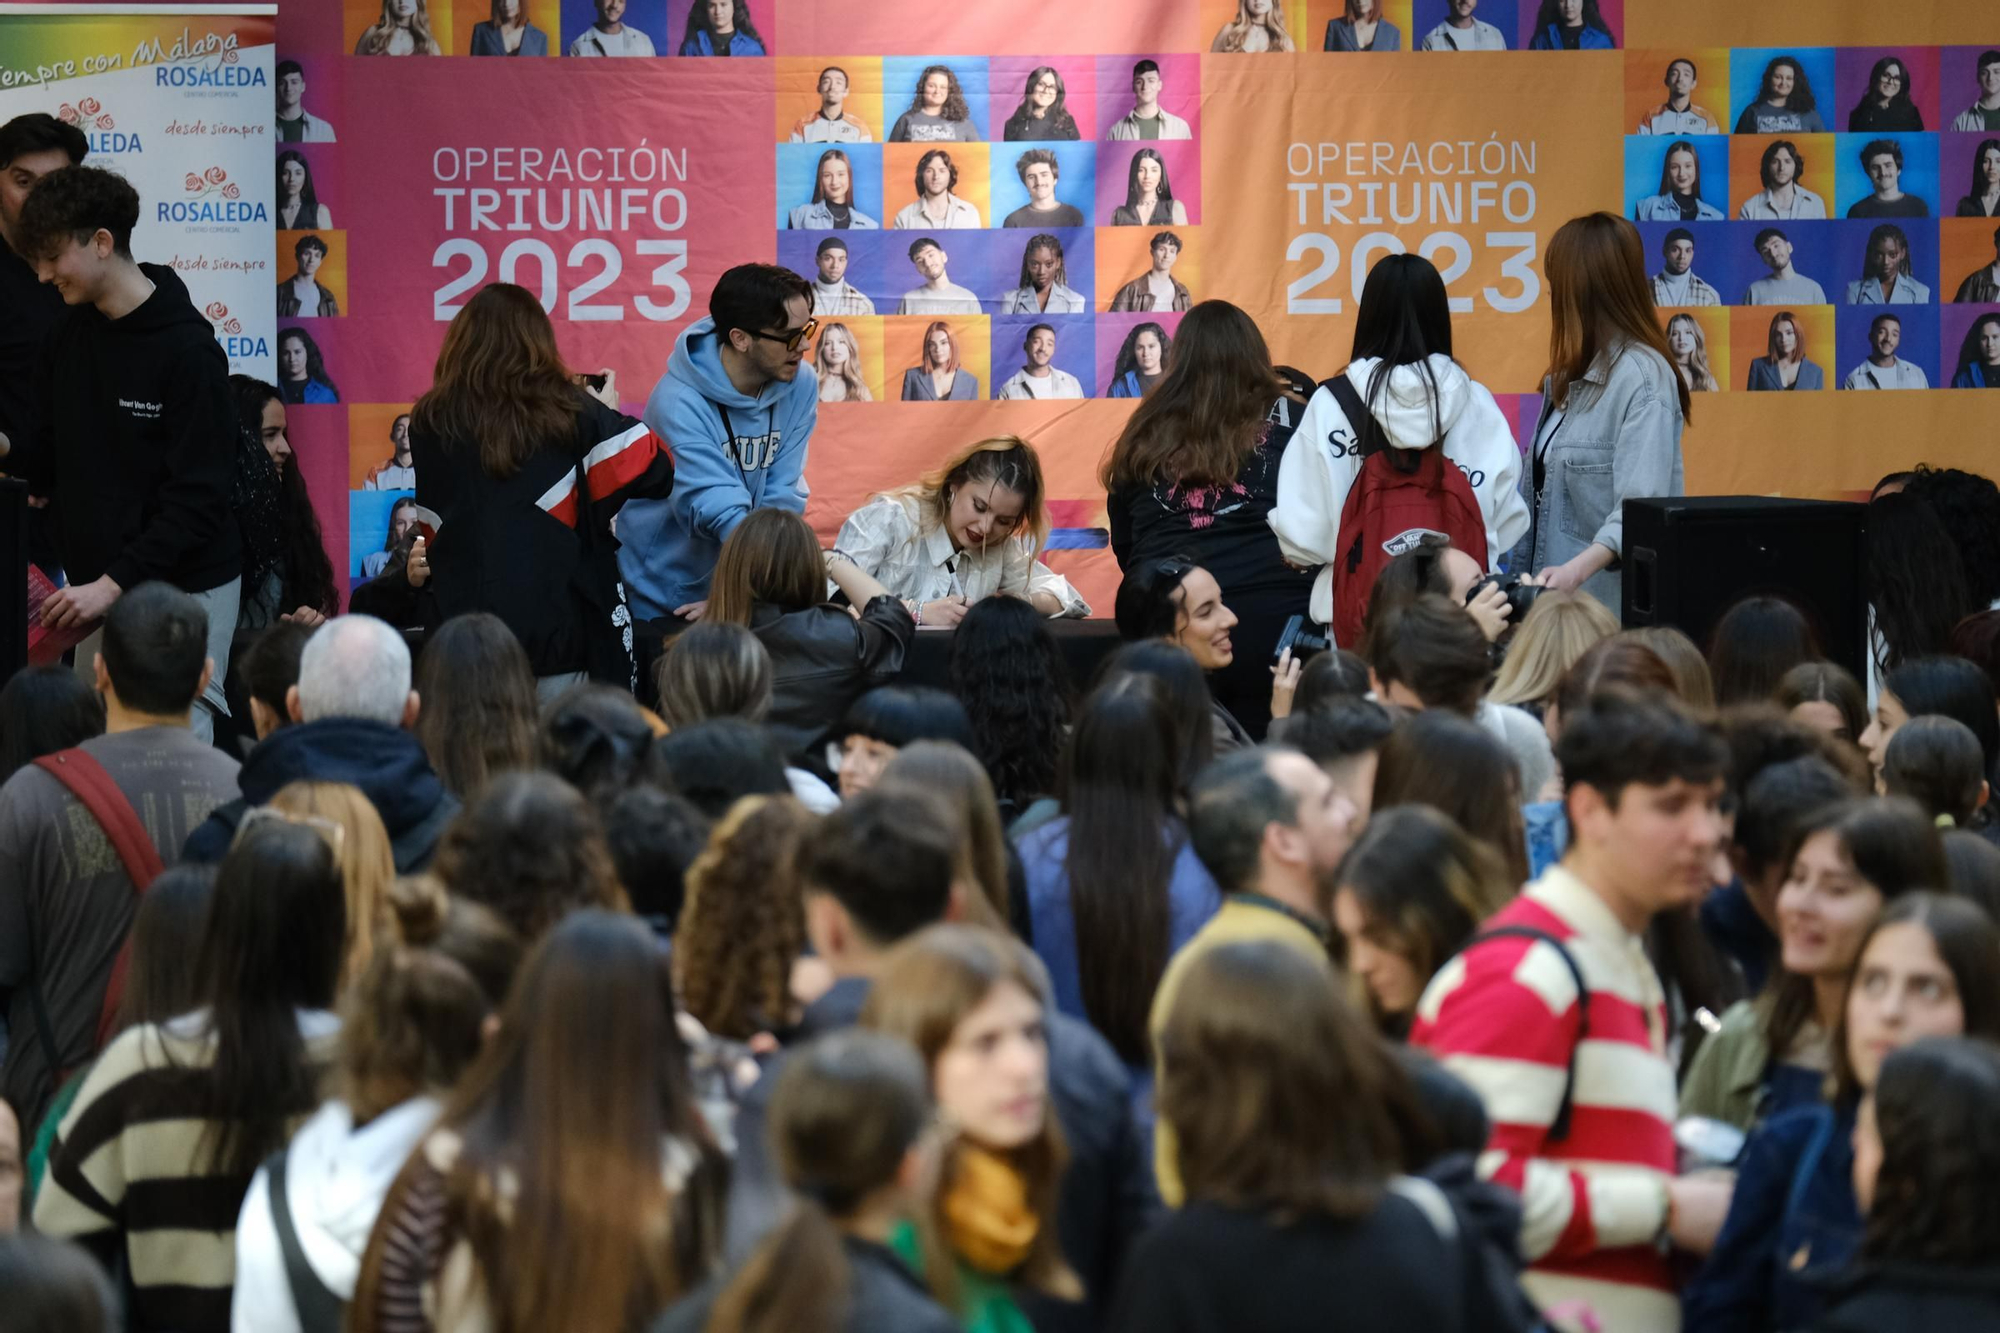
[830,493,1091,617]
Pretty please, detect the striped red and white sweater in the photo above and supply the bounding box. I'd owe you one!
[1410,865,1679,1333]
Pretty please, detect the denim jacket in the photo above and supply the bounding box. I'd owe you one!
[1514,340,1685,615]
[1682,1102,1862,1333]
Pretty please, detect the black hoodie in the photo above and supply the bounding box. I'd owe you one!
[18,262,240,591]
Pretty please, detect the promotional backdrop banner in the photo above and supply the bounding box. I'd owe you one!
[247,0,2000,606]
[0,4,277,378]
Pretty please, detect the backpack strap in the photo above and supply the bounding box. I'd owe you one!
[265,1146,348,1333]
[1464,924,1591,1143]
[32,748,166,1054]
[1323,373,1379,458]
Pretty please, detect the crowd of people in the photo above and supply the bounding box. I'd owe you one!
[4,108,2000,1333]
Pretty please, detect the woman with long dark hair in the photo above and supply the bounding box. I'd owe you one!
[1708,595,1821,707]
[275,150,330,229]
[411,282,675,694]
[1105,321,1169,398]
[1955,138,2000,217]
[1110,148,1187,227]
[230,877,504,1333]
[709,507,913,763]
[1735,54,1826,133]
[1865,491,1978,707]
[1827,1036,2000,1327]
[36,821,347,1332]
[1271,253,1528,646]
[678,0,764,55]
[1528,0,1613,50]
[0,665,103,785]
[1849,55,1924,132]
[947,595,1071,821]
[1681,797,1945,1134]
[1903,466,2000,610]
[1017,670,1221,1070]
[1862,655,2000,800]
[1685,894,2000,1330]
[1522,213,1687,614]
[1102,302,1313,736]
[656,1031,957,1333]
[1950,311,2000,388]
[861,927,1081,1327]
[229,376,338,632]
[351,911,728,1333]
[411,611,539,798]
[1112,557,1252,750]
[1002,66,1080,141]
[276,326,338,404]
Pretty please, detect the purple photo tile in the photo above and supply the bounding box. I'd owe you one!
[991,314,1096,399]
[1941,302,2000,387]
[1095,140,1201,227]
[1095,312,1183,398]
[1093,53,1201,143]
[1941,47,2000,135]
[988,57,1098,143]
[1833,47,1940,134]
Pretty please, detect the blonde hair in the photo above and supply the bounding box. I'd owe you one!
[1212,0,1296,51]
[880,435,1051,556]
[814,323,871,402]
[1486,591,1620,708]
[1666,313,1720,393]
[270,780,396,991]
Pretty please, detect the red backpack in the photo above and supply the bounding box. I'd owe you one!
[1325,374,1487,650]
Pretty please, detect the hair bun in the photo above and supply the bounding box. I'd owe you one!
[387,874,450,946]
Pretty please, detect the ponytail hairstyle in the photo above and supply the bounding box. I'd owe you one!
[705,1031,934,1333]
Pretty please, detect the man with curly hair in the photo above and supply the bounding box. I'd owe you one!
[4,164,241,741]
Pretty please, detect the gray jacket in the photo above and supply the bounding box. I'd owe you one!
[1515,341,1685,615]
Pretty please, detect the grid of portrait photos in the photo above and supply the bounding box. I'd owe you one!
[1622,45,2000,395]
[769,55,1209,405]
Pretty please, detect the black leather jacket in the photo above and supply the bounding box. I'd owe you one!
[751,595,913,761]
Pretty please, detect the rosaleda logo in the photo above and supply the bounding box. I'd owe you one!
[59,97,143,154]
[205,299,267,359]
[152,40,265,88]
[159,165,266,224]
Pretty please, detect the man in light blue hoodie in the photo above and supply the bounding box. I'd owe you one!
[619,263,819,621]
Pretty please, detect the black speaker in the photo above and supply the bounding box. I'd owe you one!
[1622,496,1867,683]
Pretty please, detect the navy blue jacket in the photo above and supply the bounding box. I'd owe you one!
[181,718,459,872]
[1684,1103,1862,1332]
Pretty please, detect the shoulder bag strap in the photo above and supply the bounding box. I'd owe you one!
[265,1146,348,1333]
[1324,372,1380,456]
[32,748,167,1053]
[1464,924,1591,1142]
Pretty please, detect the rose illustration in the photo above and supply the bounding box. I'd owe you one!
[78,97,100,115]
[57,105,79,125]
[186,173,203,191]
[95,115,114,130]
[223,319,242,335]
[204,300,228,320]
[223,48,239,64]
[204,166,227,184]
[222,183,240,199]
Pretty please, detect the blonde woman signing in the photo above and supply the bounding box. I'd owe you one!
[830,437,1090,626]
